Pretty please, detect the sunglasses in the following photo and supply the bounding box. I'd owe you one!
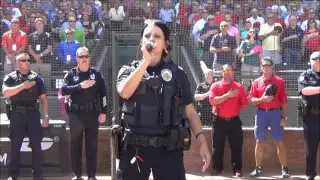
[249,31,255,33]
[77,55,90,59]
[311,57,320,61]
[19,59,30,62]
[220,25,227,28]
[223,70,233,73]
[69,20,76,22]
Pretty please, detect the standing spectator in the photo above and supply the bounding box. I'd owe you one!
[209,64,248,177]
[240,21,252,41]
[192,8,209,57]
[246,8,265,29]
[249,57,290,178]
[109,1,126,31]
[259,13,282,66]
[28,18,53,89]
[1,18,28,74]
[225,14,240,47]
[284,3,301,27]
[128,0,146,31]
[159,0,175,31]
[210,21,237,72]
[281,15,304,69]
[194,69,214,125]
[302,19,320,63]
[214,5,231,25]
[200,14,220,68]
[52,9,65,40]
[56,28,81,71]
[60,11,84,37]
[239,28,262,92]
[300,8,320,31]
[61,16,85,46]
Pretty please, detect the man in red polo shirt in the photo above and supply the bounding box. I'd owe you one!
[249,57,290,178]
[1,18,28,74]
[209,64,248,177]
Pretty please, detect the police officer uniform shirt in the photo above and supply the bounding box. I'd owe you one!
[117,59,194,135]
[195,81,212,118]
[2,70,47,103]
[298,71,320,107]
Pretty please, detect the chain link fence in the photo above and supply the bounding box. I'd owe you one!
[0,0,319,128]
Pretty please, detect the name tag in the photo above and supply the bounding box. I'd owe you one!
[12,44,17,52]
[36,44,41,51]
[66,55,71,62]
[6,56,12,64]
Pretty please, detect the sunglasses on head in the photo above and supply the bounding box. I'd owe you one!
[19,59,30,62]
[77,55,90,59]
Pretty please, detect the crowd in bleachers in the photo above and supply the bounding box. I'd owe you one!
[0,0,319,90]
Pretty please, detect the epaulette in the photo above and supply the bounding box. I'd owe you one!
[306,69,313,75]
[29,70,38,76]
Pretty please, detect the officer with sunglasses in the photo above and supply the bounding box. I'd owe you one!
[2,53,49,180]
[61,47,107,180]
[298,51,320,180]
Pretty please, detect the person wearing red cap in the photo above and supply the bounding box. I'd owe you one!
[209,64,248,177]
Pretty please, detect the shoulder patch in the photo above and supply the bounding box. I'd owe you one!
[298,76,305,83]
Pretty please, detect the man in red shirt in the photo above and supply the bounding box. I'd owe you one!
[1,18,28,74]
[249,57,290,178]
[209,64,248,177]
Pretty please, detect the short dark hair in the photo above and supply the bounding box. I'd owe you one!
[261,57,273,66]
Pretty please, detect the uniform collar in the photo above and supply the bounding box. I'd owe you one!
[147,59,165,71]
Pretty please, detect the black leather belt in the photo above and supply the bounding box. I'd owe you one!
[125,133,167,148]
[258,108,280,112]
[216,115,239,121]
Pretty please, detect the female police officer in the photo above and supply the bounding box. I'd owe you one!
[298,51,320,180]
[116,20,211,180]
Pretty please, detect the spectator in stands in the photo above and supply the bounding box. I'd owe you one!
[176,0,189,35]
[192,7,209,57]
[52,9,65,40]
[1,18,28,74]
[210,21,237,72]
[159,0,175,31]
[239,28,262,92]
[128,0,147,31]
[214,5,229,25]
[240,21,252,41]
[302,19,320,63]
[271,0,287,17]
[259,12,282,66]
[21,13,36,35]
[56,28,81,71]
[2,9,13,29]
[204,0,214,15]
[281,15,304,69]
[236,17,246,37]
[225,14,240,47]
[0,12,9,45]
[246,8,265,29]
[208,64,248,177]
[18,2,32,29]
[284,3,301,27]
[234,3,249,24]
[61,16,85,46]
[60,11,84,37]
[200,14,220,68]
[191,3,203,26]
[300,8,320,31]
[249,57,290,178]
[253,22,261,35]
[194,69,214,125]
[109,1,126,31]
[85,3,99,22]
[273,8,286,29]
[81,13,96,40]
[28,18,53,88]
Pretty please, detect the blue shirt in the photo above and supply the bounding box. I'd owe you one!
[56,40,81,63]
[281,26,304,50]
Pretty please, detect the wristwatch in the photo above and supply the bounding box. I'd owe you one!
[282,116,287,119]
[44,114,49,118]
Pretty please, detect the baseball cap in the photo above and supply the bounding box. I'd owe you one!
[310,51,320,61]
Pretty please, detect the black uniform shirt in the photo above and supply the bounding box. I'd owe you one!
[195,81,212,111]
[2,71,47,96]
[117,60,194,106]
[28,31,53,63]
[298,69,320,107]
[61,67,107,113]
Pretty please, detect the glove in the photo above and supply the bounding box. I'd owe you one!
[265,84,277,96]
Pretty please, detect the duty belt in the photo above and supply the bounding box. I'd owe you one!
[258,108,280,112]
[12,103,39,113]
[70,102,96,112]
[309,107,320,114]
[124,133,167,148]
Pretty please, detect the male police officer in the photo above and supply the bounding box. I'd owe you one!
[298,51,320,180]
[61,46,107,180]
[2,53,49,180]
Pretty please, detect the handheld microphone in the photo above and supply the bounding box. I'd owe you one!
[147,44,153,52]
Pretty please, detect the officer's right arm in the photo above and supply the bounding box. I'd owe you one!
[2,75,25,97]
[298,73,320,96]
[117,61,149,100]
[61,71,81,96]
